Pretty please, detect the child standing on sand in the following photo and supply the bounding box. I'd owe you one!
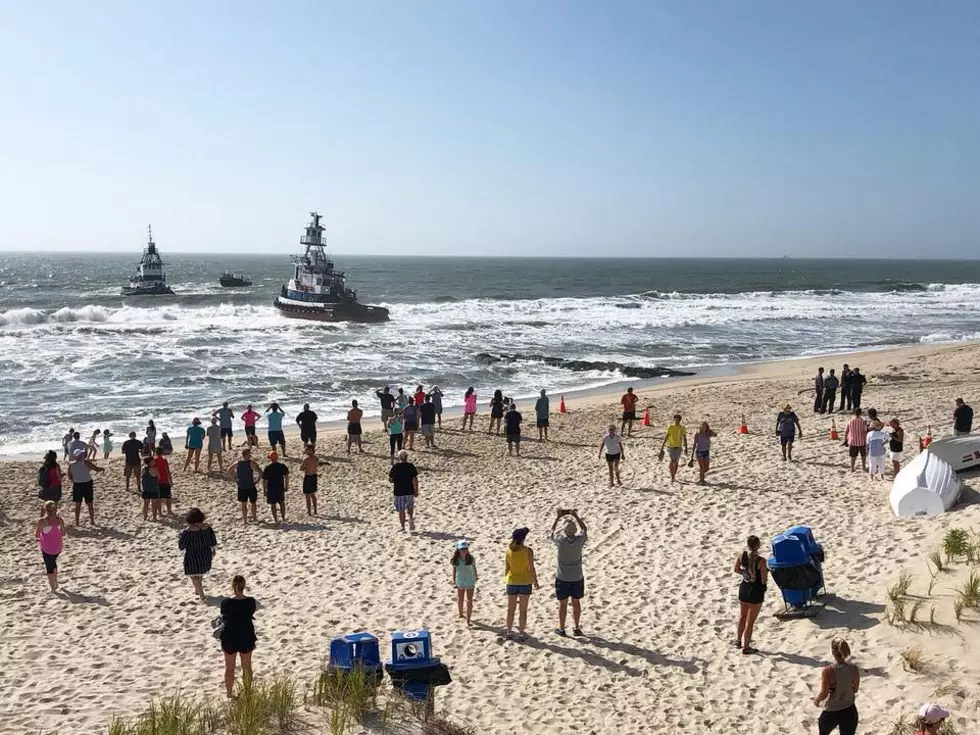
[462,387,477,431]
[452,540,478,625]
[102,430,113,460]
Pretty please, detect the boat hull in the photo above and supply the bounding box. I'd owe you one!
[219,278,252,287]
[274,297,389,323]
[122,285,175,296]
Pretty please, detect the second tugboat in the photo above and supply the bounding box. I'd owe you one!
[274,212,389,323]
[122,225,174,296]
[219,270,252,287]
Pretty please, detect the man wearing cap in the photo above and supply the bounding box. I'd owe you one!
[775,404,802,461]
[620,387,638,437]
[376,386,396,431]
[551,508,587,637]
[917,703,950,733]
[184,417,206,473]
[229,447,262,524]
[213,402,236,451]
[68,448,104,526]
[122,431,145,493]
[262,451,289,523]
[535,389,550,442]
[388,450,419,531]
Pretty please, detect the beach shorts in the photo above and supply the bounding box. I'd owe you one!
[868,455,887,475]
[695,450,710,460]
[555,578,585,601]
[39,485,63,503]
[237,486,258,504]
[303,475,318,495]
[158,483,172,499]
[889,449,903,463]
[605,452,621,463]
[266,488,284,505]
[668,447,682,462]
[394,494,415,512]
[300,429,316,444]
[244,426,256,437]
[622,411,636,421]
[124,462,140,477]
[848,445,867,458]
[779,435,794,446]
[506,433,521,444]
[381,408,394,421]
[738,581,766,605]
[269,431,285,446]
[347,423,362,436]
[404,421,419,432]
[506,584,532,596]
[420,424,434,437]
[72,481,94,504]
[42,552,59,575]
[221,428,233,439]
[537,418,549,428]
[142,487,160,500]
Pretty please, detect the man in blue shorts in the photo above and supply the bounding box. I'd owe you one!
[551,508,587,637]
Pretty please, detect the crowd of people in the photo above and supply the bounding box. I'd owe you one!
[29,376,974,729]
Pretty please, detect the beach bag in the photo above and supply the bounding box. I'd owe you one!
[210,615,225,640]
[37,466,51,497]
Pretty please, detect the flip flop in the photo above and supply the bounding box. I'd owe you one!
[572,628,584,637]
[555,628,567,637]
[742,646,758,655]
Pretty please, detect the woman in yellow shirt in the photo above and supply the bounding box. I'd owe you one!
[504,527,539,641]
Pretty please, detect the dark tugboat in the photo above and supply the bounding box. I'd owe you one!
[273,212,389,323]
[122,225,175,296]
[219,270,253,287]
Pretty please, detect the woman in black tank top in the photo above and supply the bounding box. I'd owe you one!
[733,535,768,655]
[888,419,904,475]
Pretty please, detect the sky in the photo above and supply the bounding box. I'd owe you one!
[0,1,978,257]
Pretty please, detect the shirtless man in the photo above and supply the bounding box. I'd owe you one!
[346,400,364,454]
[300,444,320,516]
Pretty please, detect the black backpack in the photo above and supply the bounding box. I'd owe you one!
[38,465,51,491]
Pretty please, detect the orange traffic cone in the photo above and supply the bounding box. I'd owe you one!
[642,407,651,426]
[559,395,566,414]
[829,420,839,440]
[923,425,933,448]
[739,414,749,435]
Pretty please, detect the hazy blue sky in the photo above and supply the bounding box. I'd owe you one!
[1,1,977,256]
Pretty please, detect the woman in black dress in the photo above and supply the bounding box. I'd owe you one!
[221,575,257,698]
[733,535,768,655]
[488,389,504,435]
[178,507,217,600]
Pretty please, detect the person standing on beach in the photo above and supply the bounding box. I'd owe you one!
[420,394,438,449]
[62,428,75,460]
[775,404,803,462]
[262,451,289,523]
[845,409,869,472]
[300,444,319,516]
[38,450,64,506]
[376,386,396,431]
[813,367,825,414]
[35,501,65,592]
[396,387,409,409]
[154,446,173,515]
[141,455,161,521]
[839,364,852,412]
[954,398,973,436]
[122,431,144,493]
[734,535,767,655]
[206,417,224,473]
[598,424,624,487]
[86,429,101,460]
[241,405,261,448]
[402,400,419,451]
[659,414,688,483]
[220,575,257,699]
[145,420,157,451]
[535,389,550,441]
[389,449,419,531]
[866,420,889,481]
[888,418,905,475]
[692,421,716,485]
[505,402,523,456]
[428,386,445,428]
[850,368,867,409]
[265,403,286,456]
[67,431,87,459]
[178,507,218,601]
[620,387,639,437]
[451,540,478,626]
[504,527,538,641]
[813,638,860,735]
[213,402,235,451]
[346,400,364,454]
[68,449,104,525]
[184,418,206,472]
[296,403,318,449]
[488,390,504,435]
[230,448,262,524]
[551,509,587,637]
[822,369,839,414]
[388,408,405,462]
[462,387,477,431]
[101,430,113,460]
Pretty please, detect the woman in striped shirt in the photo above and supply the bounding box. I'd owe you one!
[844,409,868,472]
[178,507,218,600]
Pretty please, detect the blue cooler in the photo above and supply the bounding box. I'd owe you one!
[328,632,383,682]
[384,630,452,703]
[768,530,823,610]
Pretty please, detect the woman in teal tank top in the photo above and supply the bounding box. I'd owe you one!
[452,540,478,626]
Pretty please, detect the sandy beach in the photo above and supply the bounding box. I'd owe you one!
[1,342,979,734]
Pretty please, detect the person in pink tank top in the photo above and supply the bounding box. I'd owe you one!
[462,387,478,432]
[35,501,65,592]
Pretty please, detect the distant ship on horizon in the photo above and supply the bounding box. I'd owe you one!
[121,225,174,296]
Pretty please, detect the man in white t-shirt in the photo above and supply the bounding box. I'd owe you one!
[866,420,889,481]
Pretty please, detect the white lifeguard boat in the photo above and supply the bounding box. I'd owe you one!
[122,225,174,296]
[889,436,980,517]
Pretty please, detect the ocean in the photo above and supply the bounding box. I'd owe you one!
[2,253,979,457]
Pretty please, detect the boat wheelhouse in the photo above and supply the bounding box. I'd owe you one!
[122,225,174,296]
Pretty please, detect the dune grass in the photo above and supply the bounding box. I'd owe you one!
[943,528,971,562]
[900,646,926,673]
